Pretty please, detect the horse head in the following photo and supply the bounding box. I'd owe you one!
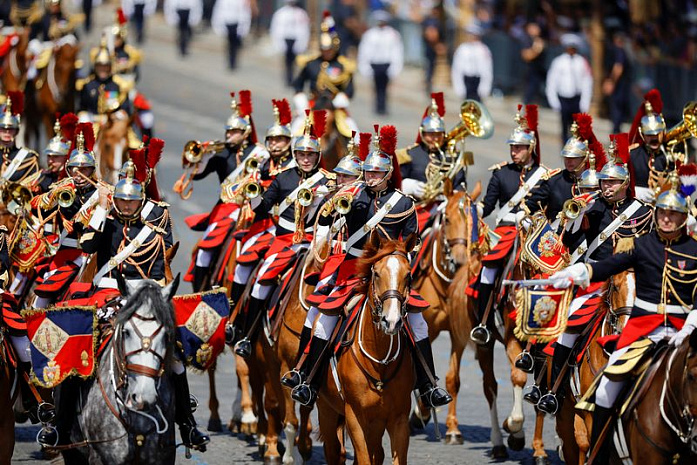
[359,232,416,336]
[114,274,179,411]
[607,270,634,333]
[440,178,482,267]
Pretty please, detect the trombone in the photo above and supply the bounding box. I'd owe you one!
[173,140,226,200]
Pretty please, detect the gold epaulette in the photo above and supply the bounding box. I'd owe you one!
[296,53,320,69]
[75,76,91,91]
[320,168,336,180]
[112,74,135,94]
[629,143,641,151]
[337,56,356,73]
[123,45,143,65]
[396,144,417,165]
[488,161,508,171]
[542,168,562,180]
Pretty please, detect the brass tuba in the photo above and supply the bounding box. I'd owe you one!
[664,101,697,160]
[446,100,495,143]
[1,182,33,215]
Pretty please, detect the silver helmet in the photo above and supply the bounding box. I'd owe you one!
[639,101,666,136]
[363,131,393,175]
[224,94,251,134]
[293,111,322,154]
[113,162,145,202]
[578,154,599,190]
[420,98,446,134]
[266,99,292,139]
[560,122,589,158]
[334,137,362,177]
[44,119,71,158]
[66,132,97,171]
[597,139,629,183]
[506,108,536,146]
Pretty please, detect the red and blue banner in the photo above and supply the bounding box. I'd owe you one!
[514,286,573,342]
[173,288,230,371]
[22,306,97,388]
[521,217,566,275]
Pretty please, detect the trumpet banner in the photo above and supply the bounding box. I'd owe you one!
[514,287,573,342]
[23,306,98,388]
[521,218,566,275]
[173,288,229,371]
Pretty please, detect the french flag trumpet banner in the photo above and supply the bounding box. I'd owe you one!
[173,288,230,371]
[514,286,573,343]
[22,306,98,388]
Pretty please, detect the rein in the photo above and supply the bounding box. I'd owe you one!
[659,345,696,446]
[430,196,472,284]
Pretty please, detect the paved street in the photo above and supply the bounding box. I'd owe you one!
[9,6,623,464]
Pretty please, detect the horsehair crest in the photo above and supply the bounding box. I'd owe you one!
[276,98,292,126]
[358,132,372,161]
[146,137,164,169]
[312,110,327,139]
[238,89,253,118]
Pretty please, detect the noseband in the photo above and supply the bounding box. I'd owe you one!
[370,250,411,320]
[115,312,166,385]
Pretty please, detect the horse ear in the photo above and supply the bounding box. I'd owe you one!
[443,177,453,197]
[690,327,697,351]
[369,229,382,250]
[115,269,130,297]
[163,274,180,301]
[404,233,418,253]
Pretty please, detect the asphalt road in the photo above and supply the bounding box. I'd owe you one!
[9,5,621,464]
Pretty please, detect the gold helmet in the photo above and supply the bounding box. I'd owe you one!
[93,38,113,67]
[319,10,340,52]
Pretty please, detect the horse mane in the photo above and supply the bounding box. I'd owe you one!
[115,281,176,366]
[355,238,407,294]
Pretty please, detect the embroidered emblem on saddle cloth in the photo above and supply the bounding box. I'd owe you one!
[22,306,98,388]
[173,288,230,371]
[514,286,573,342]
[521,215,567,275]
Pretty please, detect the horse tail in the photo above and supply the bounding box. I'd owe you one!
[447,265,474,348]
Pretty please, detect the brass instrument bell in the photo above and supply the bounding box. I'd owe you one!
[297,188,313,207]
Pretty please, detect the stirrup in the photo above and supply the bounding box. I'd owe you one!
[537,392,560,415]
[234,338,252,359]
[514,350,535,373]
[37,425,59,448]
[37,402,56,424]
[470,324,491,346]
[291,383,316,406]
[224,322,237,346]
[419,385,452,408]
[523,384,541,405]
[281,369,303,389]
[189,394,199,413]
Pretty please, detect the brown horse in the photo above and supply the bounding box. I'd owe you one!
[411,180,482,444]
[95,110,133,183]
[0,335,16,465]
[557,271,633,465]
[24,39,79,149]
[0,27,29,93]
[617,329,697,464]
[318,234,416,465]
[256,249,320,464]
[320,109,349,171]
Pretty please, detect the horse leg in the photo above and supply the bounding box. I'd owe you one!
[502,336,527,451]
[261,341,284,465]
[575,411,590,465]
[444,338,465,445]
[387,413,410,465]
[0,375,13,465]
[234,354,258,437]
[345,404,383,465]
[281,378,300,465]
[317,399,345,465]
[555,391,581,465]
[476,344,507,459]
[531,410,548,463]
[207,361,223,432]
[297,405,313,462]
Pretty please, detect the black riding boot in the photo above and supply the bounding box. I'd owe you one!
[589,405,613,465]
[173,371,210,451]
[18,361,41,424]
[38,377,79,447]
[281,325,312,389]
[523,352,545,404]
[538,344,573,415]
[225,281,248,345]
[192,266,208,293]
[291,335,329,406]
[414,340,452,408]
[234,297,264,359]
[471,282,494,345]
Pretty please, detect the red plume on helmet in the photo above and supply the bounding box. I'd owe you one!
[525,104,540,163]
[312,110,327,139]
[117,8,128,25]
[59,112,78,143]
[415,92,445,144]
[358,132,371,161]
[379,125,401,190]
[129,147,148,183]
[628,88,664,145]
[237,89,258,145]
[145,137,164,201]
[574,113,606,169]
[276,98,292,126]
[6,90,23,115]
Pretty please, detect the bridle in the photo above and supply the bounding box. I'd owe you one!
[370,249,411,322]
[658,344,697,452]
[432,195,471,283]
[114,311,166,386]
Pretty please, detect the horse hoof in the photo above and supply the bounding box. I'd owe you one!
[409,410,431,433]
[208,417,223,432]
[241,421,258,437]
[491,445,508,460]
[534,456,549,465]
[507,434,525,451]
[228,420,241,434]
[264,457,282,465]
[444,432,464,445]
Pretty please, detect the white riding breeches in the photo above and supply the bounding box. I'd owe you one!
[250,243,307,300]
[10,335,31,363]
[304,306,320,329]
[481,266,499,285]
[557,292,600,348]
[594,326,677,408]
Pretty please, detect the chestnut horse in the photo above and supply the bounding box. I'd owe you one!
[257,249,321,464]
[0,334,16,465]
[24,39,79,149]
[411,180,483,444]
[95,110,133,183]
[318,234,416,465]
[0,27,28,93]
[556,271,633,465]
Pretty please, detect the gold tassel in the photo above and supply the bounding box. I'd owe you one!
[293,201,305,245]
[614,237,635,254]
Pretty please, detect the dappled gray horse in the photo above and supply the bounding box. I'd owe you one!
[65,278,179,465]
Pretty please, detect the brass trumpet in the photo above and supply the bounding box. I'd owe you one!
[297,188,313,207]
[182,140,226,165]
[1,182,32,213]
[562,193,597,220]
[245,157,259,174]
[333,192,353,215]
[244,181,261,199]
[57,188,76,208]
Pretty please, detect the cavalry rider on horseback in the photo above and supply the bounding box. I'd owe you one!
[534,134,654,416]
[286,127,452,409]
[0,91,40,187]
[77,40,133,122]
[471,106,546,346]
[550,171,697,464]
[33,114,76,194]
[231,110,334,359]
[30,0,80,41]
[260,98,296,183]
[38,150,210,451]
[292,10,356,134]
[186,90,269,292]
[628,89,673,204]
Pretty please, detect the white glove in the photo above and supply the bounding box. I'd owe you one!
[476,202,484,219]
[634,186,655,203]
[549,263,590,289]
[402,178,425,199]
[669,310,697,346]
[515,211,532,232]
[687,215,697,235]
[293,92,310,117]
[332,92,350,109]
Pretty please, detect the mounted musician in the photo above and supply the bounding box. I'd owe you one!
[284,125,451,409]
[549,169,697,464]
[0,91,39,186]
[33,114,74,193]
[531,134,654,417]
[470,105,546,346]
[37,146,210,452]
[231,110,334,360]
[177,90,269,292]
